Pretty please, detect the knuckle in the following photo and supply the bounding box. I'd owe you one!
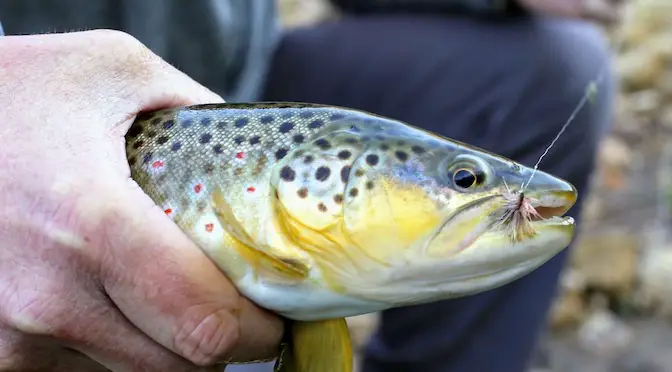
[85,29,143,51]
[83,29,165,82]
[173,307,240,366]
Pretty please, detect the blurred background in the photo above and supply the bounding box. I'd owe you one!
[277,0,672,371]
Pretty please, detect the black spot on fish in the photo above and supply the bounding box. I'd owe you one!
[314,139,331,150]
[366,154,379,166]
[234,136,245,145]
[308,120,324,129]
[200,133,212,144]
[280,166,296,182]
[171,142,181,151]
[127,124,143,138]
[235,118,249,128]
[180,119,192,128]
[249,136,261,145]
[163,120,175,130]
[349,125,361,133]
[146,130,156,138]
[293,134,305,144]
[213,144,223,154]
[349,188,359,198]
[132,140,144,149]
[297,188,308,198]
[217,121,227,130]
[300,111,314,119]
[128,156,136,166]
[156,136,169,145]
[261,115,275,124]
[151,118,162,126]
[366,181,375,190]
[204,163,215,173]
[412,145,426,154]
[279,122,294,133]
[340,166,351,183]
[317,203,327,212]
[397,140,406,146]
[395,151,408,162]
[344,137,357,144]
[275,148,288,160]
[200,117,211,126]
[380,144,390,151]
[304,155,314,164]
[338,150,351,160]
[334,194,344,204]
[142,152,153,164]
[355,169,365,177]
[315,166,331,182]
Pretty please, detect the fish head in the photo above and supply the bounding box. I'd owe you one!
[271,117,577,304]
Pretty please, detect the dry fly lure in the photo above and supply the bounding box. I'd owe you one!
[495,189,542,242]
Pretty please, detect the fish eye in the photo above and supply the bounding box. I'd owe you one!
[453,168,486,189]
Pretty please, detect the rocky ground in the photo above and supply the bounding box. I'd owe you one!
[279,1,672,371]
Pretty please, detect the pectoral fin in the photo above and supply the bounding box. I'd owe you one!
[211,188,310,282]
[275,318,353,372]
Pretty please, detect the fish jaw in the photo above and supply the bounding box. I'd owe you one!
[518,167,578,219]
[410,214,575,302]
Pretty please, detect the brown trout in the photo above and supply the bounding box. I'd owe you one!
[126,102,577,371]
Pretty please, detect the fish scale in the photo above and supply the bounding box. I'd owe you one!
[127,104,442,243]
[126,102,578,372]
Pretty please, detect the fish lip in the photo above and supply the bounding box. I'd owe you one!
[525,189,577,220]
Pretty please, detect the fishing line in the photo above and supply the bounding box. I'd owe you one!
[520,14,631,193]
[521,65,608,191]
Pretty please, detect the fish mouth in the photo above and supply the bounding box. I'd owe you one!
[525,188,577,223]
[425,173,578,258]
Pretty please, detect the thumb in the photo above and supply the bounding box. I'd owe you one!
[95,181,283,366]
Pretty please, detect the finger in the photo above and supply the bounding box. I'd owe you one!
[129,40,225,112]
[1,283,226,372]
[62,295,225,372]
[0,327,106,372]
[89,181,283,366]
[37,349,110,372]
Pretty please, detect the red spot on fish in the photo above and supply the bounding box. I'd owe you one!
[152,160,164,168]
[236,152,245,159]
[247,186,256,193]
[194,184,203,193]
[205,223,214,232]
[164,208,172,215]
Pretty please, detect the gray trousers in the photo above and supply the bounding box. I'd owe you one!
[235,13,615,372]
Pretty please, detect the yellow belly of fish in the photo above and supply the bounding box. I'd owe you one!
[183,207,388,321]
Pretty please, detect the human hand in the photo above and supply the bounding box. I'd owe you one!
[0,30,283,371]
[515,0,627,25]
